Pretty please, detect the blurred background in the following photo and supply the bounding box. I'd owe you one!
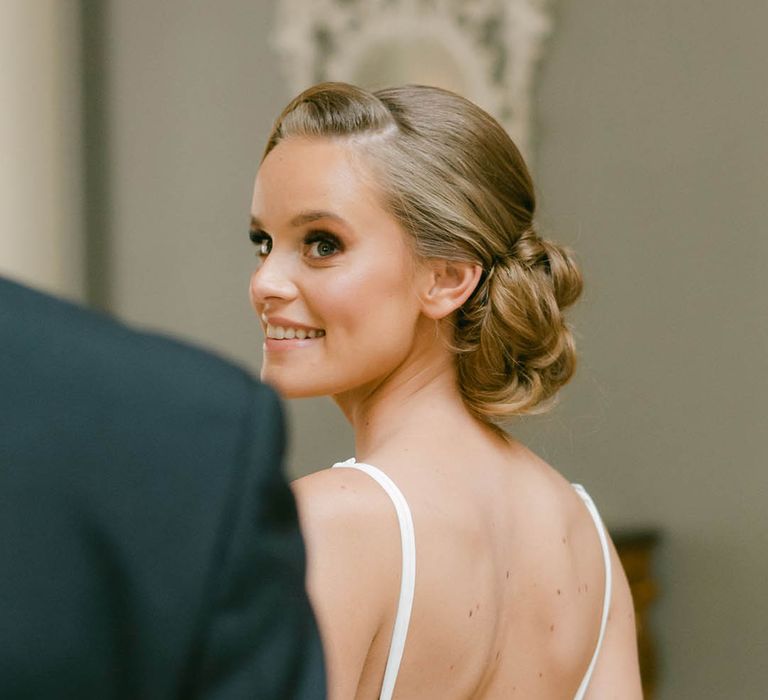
[1,1,766,697]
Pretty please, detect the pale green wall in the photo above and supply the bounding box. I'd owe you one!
[93,1,767,696]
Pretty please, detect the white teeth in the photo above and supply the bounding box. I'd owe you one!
[266,324,324,340]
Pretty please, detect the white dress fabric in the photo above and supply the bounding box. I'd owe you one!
[332,458,612,700]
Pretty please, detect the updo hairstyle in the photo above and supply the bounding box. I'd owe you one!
[262,82,583,423]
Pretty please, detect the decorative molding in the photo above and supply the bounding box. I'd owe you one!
[273,0,553,157]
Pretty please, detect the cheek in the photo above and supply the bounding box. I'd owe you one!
[323,260,416,337]
[263,267,419,397]
[322,267,420,376]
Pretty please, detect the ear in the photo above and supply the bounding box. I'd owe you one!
[418,259,483,320]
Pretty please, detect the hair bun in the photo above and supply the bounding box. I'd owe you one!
[509,228,582,309]
[454,232,582,419]
[538,238,583,309]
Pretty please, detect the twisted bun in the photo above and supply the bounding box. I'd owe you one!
[264,82,584,423]
[456,229,583,419]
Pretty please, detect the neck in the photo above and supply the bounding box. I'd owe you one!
[333,346,492,462]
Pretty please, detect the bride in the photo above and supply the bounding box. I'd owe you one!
[248,82,642,699]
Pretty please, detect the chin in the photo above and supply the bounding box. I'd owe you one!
[271,385,326,399]
[259,369,330,399]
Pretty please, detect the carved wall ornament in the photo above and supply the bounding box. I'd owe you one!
[273,0,553,158]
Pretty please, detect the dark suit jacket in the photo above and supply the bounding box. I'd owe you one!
[0,277,325,699]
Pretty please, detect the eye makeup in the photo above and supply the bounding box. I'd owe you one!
[304,230,343,259]
[249,229,272,257]
[248,227,345,260]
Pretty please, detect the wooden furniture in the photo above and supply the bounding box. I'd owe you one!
[612,528,661,699]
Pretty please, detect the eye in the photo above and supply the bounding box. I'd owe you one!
[305,231,342,259]
[249,229,272,257]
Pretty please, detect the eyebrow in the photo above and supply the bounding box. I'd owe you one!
[250,210,351,231]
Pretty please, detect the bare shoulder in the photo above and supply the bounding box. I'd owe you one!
[291,466,402,592]
[291,467,402,699]
[292,466,401,543]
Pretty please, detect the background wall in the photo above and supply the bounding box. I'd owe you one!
[0,0,83,300]
[9,0,766,696]
[528,3,768,697]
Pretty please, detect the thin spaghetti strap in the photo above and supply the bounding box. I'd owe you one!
[332,459,416,700]
[571,484,613,700]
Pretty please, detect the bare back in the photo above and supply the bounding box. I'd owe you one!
[294,439,642,699]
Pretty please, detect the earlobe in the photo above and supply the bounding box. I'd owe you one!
[421,260,483,320]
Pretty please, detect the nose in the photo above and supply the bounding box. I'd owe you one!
[249,254,299,309]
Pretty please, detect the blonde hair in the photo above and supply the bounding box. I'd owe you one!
[263,82,583,422]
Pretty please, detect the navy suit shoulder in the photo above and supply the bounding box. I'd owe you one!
[0,277,324,699]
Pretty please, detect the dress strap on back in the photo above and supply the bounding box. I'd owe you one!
[332,458,416,700]
[570,484,613,700]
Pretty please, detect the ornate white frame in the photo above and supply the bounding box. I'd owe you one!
[272,0,553,158]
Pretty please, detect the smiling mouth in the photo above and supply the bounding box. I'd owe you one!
[265,324,325,340]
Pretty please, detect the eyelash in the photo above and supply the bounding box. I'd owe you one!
[249,229,343,260]
[249,230,271,257]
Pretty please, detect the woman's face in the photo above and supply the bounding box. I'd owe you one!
[249,136,425,400]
